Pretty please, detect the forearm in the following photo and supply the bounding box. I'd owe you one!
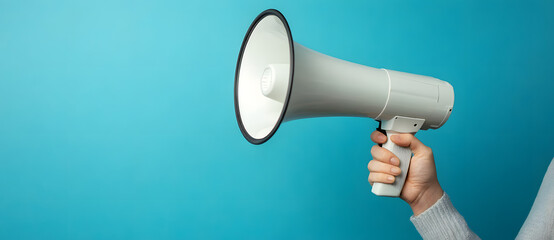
[410,192,480,240]
[408,182,444,216]
[516,158,554,239]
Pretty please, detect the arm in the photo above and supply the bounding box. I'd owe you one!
[410,192,480,240]
[367,131,479,239]
[516,158,554,240]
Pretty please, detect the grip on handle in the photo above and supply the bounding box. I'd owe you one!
[371,131,413,197]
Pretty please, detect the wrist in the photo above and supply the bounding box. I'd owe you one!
[409,183,444,216]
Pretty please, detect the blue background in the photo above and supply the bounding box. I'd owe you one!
[1,0,553,239]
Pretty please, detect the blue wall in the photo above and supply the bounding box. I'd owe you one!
[1,0,553,239]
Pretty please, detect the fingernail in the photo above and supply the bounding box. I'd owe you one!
[390,135,399,141]
[387,176,394,181]
[391,167,400,174]
[378,135,386,142]
[390,157,399,165]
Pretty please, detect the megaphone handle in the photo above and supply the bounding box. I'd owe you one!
[371,131,413,197]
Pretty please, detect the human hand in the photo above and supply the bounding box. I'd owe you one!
[367,131,444,215]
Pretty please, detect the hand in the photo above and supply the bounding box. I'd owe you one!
[367,131,444,215]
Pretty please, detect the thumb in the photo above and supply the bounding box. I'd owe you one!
[389,134,431,156]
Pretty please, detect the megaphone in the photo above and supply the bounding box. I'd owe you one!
[234,9,454,197]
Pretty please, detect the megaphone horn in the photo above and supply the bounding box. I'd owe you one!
[234,9,454,197]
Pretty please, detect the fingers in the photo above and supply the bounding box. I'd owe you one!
[389,134,432,156]
[368,160,401,176]
[371,145,400,166]
[370,131,387,144]
[367,160,400,186]
[368,172,395,186]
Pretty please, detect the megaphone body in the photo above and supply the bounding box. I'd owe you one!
[235,9,454,197]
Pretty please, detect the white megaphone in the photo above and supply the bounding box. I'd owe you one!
[234,9,454,197]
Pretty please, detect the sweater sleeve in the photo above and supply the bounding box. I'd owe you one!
[515,158,554,240]
[410,193,480,240]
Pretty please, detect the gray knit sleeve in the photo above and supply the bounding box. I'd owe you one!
[410,193,480,240]
[515,158,554,240]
